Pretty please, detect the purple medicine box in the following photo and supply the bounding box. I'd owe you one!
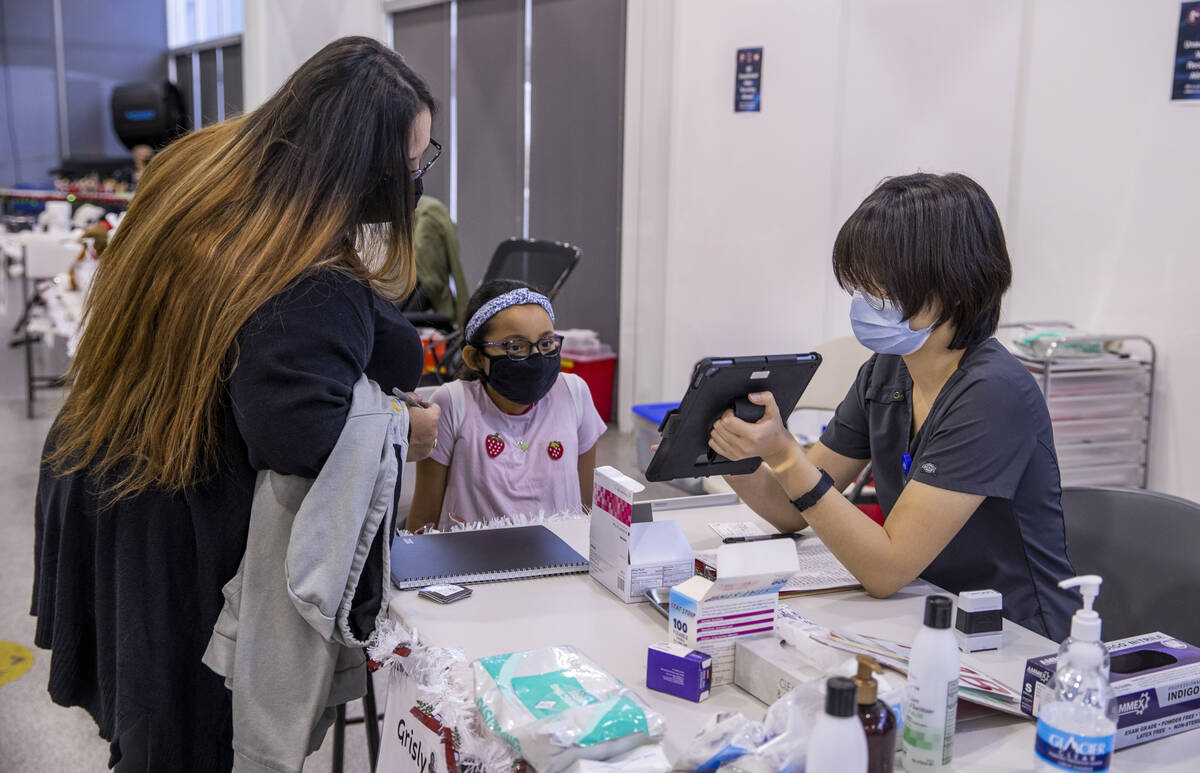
[646,643,712,702]
[1021,632,1200,749]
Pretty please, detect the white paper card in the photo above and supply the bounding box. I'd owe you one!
[708,521,768,540]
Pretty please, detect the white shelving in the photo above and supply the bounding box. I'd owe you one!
[1000,323,1155,489]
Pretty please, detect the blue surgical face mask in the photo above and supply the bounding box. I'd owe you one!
[849,291,933,356]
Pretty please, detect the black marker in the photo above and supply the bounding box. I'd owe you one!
[722,532,804,544]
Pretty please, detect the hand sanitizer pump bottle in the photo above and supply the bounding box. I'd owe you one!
[1034,575,1118,772]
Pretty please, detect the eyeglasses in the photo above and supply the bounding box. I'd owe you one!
[412,139,442,181]
[480,334,564,361]
[853,289,889,311]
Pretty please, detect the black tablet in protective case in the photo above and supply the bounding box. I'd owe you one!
[644,353,822,482]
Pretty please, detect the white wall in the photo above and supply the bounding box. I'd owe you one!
[242,0,388,109]
[621,0,1200,501]
[821,0,1025,338]
[1005,0,1200,498]
[622,0,1028,406]
[622,0,844,413]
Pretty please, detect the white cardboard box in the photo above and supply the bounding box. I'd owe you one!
[668,540,799,685]
[735,628,905,723]
[589,466,694,603]
[734,633,828,705]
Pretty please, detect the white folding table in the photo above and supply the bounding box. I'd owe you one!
[387,501,1200,771]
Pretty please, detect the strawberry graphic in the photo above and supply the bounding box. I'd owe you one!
[547,441,564,461]
[485,433,505,458]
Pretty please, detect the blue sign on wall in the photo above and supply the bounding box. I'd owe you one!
[734,47,763,113]
[1172,2,1200,100]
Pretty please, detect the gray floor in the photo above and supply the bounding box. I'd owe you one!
[0,272,682,772]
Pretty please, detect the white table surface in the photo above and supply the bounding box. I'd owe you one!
[387,501,1200,771]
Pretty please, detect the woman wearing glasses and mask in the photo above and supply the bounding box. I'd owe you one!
[407,279,608,531]
[711,173,1077,642]
[32,38,442,768]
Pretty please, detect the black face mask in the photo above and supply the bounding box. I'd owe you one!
[412,176,423,209]
[484,351,561,405]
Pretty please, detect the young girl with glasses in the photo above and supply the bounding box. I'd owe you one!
[407,279,607,530]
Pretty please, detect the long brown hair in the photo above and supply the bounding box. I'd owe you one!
[48,36,435,500]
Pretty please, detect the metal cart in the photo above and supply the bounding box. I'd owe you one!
[998,322,1155,489]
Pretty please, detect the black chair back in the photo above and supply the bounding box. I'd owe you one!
[415,237,582,387]
[1061,486,1200,645]
[481,238,582,301]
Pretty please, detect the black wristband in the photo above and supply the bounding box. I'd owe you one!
[790,468,834,513]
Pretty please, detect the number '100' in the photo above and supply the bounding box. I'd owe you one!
[673,619,687,633]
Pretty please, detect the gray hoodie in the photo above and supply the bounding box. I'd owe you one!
[203,375,409,773]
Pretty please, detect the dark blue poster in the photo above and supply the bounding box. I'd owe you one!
[1172,2,1200,100]
[734,47,763,113]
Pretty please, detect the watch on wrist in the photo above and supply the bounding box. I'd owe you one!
[790,468,834,513]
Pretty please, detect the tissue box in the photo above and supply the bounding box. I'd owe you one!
[669,540,798,686]
[646,643,712,702]
[1021,632,1200,749]
[734,634,826,705]
[589,466,695,603]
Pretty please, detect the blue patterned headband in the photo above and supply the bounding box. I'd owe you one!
[465,288,556,341]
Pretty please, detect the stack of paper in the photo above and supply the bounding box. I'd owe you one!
[808,629,1024,716]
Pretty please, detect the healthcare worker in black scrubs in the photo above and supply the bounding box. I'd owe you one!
[713,172,1077,641]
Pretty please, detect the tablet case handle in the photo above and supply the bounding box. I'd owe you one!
[731,396,766,424]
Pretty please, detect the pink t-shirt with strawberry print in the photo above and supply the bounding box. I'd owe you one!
[427,373,607,528]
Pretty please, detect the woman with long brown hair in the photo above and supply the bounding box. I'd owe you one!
[31,37,441,769]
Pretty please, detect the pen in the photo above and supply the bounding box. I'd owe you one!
[722,532,803,544]
[391,387,430,409]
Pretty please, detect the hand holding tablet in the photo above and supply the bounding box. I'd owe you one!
[645,353,821,482]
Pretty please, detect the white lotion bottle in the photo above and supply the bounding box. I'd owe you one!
[902,595,959,771]
[807,676,869,773]
[1034,575,1117,772]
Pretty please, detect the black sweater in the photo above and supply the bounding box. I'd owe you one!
[31,271,422,770]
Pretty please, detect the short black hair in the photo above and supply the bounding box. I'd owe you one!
[832,172,1012,350]
[456,279,533,380]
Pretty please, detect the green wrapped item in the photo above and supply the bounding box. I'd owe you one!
[474,646,665,772]
[1013,330,1105,358]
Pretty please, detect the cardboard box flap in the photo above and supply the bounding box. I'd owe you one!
[629,520,693,567]
[705,540,799,597]
[594,466,645,498]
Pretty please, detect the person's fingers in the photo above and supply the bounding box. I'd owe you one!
[713,435,744,461]
[710,422,735,446]
[711,423,744,456]
[749,391,780,420]
[717,414,752,440]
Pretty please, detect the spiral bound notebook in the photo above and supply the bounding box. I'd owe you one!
[390,524,589,590]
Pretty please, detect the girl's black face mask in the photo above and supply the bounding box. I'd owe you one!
[483,351,561,405]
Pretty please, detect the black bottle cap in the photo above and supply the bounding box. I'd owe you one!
[924,595,953,629]
[825,676,858,718]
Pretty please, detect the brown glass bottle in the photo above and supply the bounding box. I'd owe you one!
[854,655,898,773]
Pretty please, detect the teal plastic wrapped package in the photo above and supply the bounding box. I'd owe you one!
[473,646,665,772]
